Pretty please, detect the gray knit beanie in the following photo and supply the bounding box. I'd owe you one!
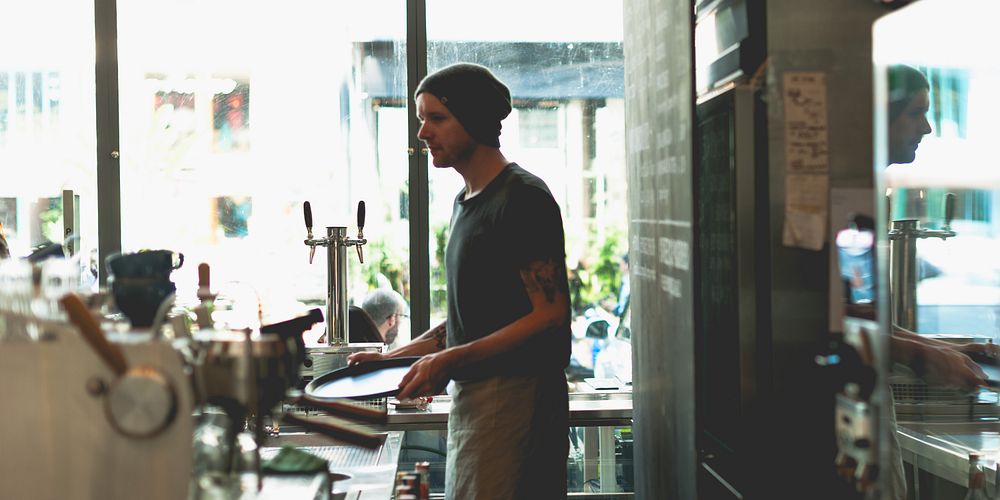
[415,63,512,147]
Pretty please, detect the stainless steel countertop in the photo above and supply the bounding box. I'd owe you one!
[375,391,633,431]
[897,421,1000,487]
[264,430,404,500]
[266,391,632,498]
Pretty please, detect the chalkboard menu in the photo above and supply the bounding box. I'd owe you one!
[694,92,741,452]
[624,0,696,497]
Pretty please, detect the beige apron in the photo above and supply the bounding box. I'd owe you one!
[445,371,569,500]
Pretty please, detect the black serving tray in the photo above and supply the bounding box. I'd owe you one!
[304,356,420,400]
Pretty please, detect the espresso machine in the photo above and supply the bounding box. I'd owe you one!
[0,260,195,500]
[0,254,387,500]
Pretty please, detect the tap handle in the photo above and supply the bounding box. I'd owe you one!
[356,200,366,263]
[304,201,313,231]
[944,192,955,228]
[356,200,366,234]
[198,262,211,298]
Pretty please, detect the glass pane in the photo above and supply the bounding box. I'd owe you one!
[425,0,630,422]
[874,2,1000,498]
[117,0,409,341]
[0,2,97,285]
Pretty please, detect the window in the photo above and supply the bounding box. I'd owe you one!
[519,106,560,148]
[425,0,629,387]
[23,0,627,381]
[116,0,410,338]
[0,1,97,287]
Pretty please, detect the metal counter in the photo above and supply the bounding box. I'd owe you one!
[374,391,633,496]
[897,421,1000,489]
[273,391,633,498]
[373,391,633,431]
[264,430,404,500]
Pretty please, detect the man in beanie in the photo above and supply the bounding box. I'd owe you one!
[348,62,571,499]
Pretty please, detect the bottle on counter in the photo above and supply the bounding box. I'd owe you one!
[395,485,415,498]
[415,462,431,500]
[964,452,989,500]
[394,472,417,497]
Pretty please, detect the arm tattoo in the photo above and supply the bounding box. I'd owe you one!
[521,258,569,303]
[430,322,447,349]
[413,321,447,349]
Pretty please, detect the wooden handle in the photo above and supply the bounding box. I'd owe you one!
[282,413,384,449]
[61,293,128,376]
[297,396,388,424]
[198,263,211,291]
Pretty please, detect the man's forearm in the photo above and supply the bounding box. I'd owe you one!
[893,324,973,350]
[384,320,447,358]
[891,334,924,367]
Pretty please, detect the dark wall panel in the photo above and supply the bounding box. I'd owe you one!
[624,0,696,498]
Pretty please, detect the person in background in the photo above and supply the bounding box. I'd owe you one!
[348,62,571,499]
[611,254,630,318]
[360,288,407,346]
[348,306,383,344]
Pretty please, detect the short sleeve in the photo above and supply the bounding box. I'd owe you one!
[503,185,566,267]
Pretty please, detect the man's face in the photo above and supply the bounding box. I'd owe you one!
[384,321,399,345]
[382,310,404,345]
[416,93,478,169]
[889,89,932,165]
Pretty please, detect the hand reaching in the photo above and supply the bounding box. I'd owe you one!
[396,350,453,400]
[918,344,987,391]
[954,342,1000,361]
[347,351,386,366]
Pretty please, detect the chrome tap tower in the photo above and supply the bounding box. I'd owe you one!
[887,192,955,331]
[303,200,367,346]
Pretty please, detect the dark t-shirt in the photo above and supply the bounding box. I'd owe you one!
[445,163,571,380]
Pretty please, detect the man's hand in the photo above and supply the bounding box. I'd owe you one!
[347,351,386,366]
[891,328,993,390]
[396,350,454,400]
[918,344,987,391]
[954,342,1000,360]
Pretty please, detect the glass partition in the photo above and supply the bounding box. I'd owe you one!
[874,1,1000,498]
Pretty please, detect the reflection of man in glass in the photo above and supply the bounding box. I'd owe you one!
[885,64,991,390]
[887,66,932,165]
[882,64,993,500]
